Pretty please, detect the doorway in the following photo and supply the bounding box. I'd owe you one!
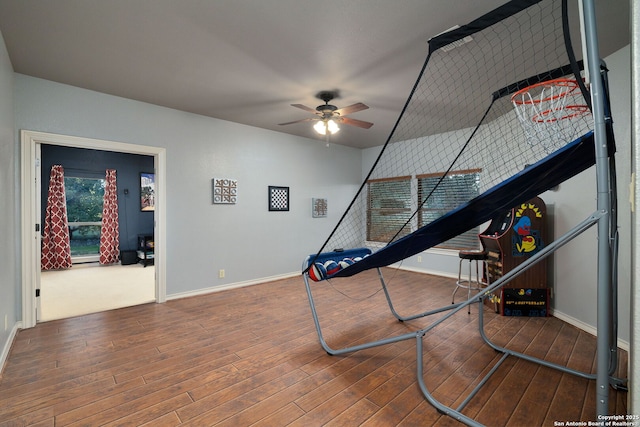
[21,130,166,327]
[38,144,156,320]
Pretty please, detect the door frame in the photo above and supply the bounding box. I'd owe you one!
[21,130,167,328]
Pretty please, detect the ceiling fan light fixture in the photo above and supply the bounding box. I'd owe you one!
[280,91,371,137]
[313,120,327,135]
[327,119,340,134]
[314,119,340,135]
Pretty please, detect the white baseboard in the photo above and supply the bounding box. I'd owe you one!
[166,272,301,301]
[551,309,629,352]
[0,321,23,378]
[393,264,459,280]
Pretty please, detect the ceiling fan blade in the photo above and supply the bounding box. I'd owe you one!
[290,104,317,114]
[335,102,369,116]
[341,116,374,129]
[278,117,317,126]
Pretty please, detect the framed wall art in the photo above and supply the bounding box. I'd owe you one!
[212,178,238,204]
[268,186,289,211]
[312,198,327,218]
[140,172,155,212]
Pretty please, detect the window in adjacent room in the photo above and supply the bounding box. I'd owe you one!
[64,176,105,259]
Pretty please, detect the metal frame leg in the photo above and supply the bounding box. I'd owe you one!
[302,267,417,355]
[451,257,464,304]
[413,211,625,426]
[378,266,466,322]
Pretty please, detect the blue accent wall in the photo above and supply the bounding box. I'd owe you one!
[41,144,154,251]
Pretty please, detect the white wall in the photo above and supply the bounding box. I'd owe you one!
[0,31,18,366]
[13,74,363,297]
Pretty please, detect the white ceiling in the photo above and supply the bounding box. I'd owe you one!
[0,0,630,148]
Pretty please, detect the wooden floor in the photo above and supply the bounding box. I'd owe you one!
[0,268,627,426]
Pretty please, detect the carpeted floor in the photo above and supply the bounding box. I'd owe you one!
[40,262,155,321]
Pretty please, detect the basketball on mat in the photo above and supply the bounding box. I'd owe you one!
[309,262,327,281]
[339,258,354,269]
[324,260,340,275]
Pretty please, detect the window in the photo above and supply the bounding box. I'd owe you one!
[366,177,412,243]
[366,170,482,249]
[64,177,105,258]
[418,169,481,249]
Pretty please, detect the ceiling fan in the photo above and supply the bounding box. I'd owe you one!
[278,90,373,135]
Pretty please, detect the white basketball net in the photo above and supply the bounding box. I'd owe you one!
[511,79,590,153]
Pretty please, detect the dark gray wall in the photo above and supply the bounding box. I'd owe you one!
[41,144,154,251]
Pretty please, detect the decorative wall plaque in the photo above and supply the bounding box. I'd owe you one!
[212,178,237,204]
[312,198,327,218]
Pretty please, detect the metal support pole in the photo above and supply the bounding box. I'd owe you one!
[631,0,640,415]
[581,0,612,417]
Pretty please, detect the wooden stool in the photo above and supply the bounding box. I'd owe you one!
[452,249,489,313]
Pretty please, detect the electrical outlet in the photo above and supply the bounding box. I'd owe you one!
[219,269,225,278]
[417,256,422,263]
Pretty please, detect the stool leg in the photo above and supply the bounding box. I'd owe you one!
[453,255,486,314]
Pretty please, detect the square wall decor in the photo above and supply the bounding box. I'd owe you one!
[312,198,327,218]
[268,186,289,211]
[212,178,237,204]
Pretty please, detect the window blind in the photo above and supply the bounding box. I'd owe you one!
[418,170,481,249]
[366,177,412,243]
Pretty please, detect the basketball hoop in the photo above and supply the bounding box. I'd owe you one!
[511,78,590,152]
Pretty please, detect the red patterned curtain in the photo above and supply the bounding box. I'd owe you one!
[41,165,72,270]
[99,169,120,265]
